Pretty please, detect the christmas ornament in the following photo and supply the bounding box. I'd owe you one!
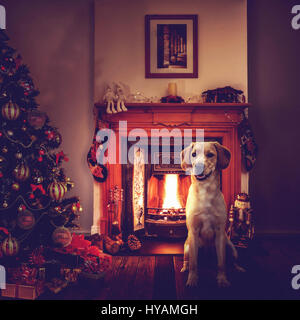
[1,234,19,256]
[17,210,35,230]
[1,101,20,120]
[0,156,7,170]
[7,130,14,137]
[15,151,23,159]
[48,181,67,202]
[32,174,43,184]
[18,204,26,212]
[52,227,72,247]
[45,129,62,148]
[65,178,75,189]
[0,56,16,76]
[12,182,20,191]
[55,151,69,164]
[2,201,8,208]
[2,145,8,153]
[27,110,47,129]
[13,163,30,181]
[18,78,35,96]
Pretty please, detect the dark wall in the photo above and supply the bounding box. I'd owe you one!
[248,0,300,233]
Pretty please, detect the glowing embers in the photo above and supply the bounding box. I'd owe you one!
[162,174,182,210]
[147,174,188,223]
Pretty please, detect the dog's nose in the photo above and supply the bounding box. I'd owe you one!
[193,163,204,175]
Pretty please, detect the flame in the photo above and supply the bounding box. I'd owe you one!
[162,174,181,209]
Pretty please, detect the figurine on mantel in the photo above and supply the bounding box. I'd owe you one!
[160,82,185,103]
[115,83,128,112]
[201,86,245,103]
[103,85,117,114]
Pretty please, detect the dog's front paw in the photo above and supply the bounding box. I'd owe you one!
[234,263,246,273]
[217,273,231,288]
[186,272,198,287]
[180,262,188,273]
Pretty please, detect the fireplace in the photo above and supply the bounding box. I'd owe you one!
[91,102,250,241]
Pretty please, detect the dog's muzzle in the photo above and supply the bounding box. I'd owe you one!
[195,171,212,181]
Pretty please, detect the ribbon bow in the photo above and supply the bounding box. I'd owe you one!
[56,151,69,164]
[30,184,46,195]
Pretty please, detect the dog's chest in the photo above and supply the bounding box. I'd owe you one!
[186,184,226,219]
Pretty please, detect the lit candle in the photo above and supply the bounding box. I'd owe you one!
[168,83,177,96]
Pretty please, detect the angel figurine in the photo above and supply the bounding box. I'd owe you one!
[115,83,128,112]
[103,85,117,114]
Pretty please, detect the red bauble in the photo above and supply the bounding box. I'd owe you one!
[1,234,19,256]
[52,227,72,247]
[17,210,35,230]
[48,181,67,202]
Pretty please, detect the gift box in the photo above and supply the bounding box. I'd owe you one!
[1,283,17,298]
[18,282,44,300]
[45,278,68,294]
[60,268,81,283]
[1,282,44,300]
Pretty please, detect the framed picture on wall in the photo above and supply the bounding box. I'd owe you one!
[145,14,198,78]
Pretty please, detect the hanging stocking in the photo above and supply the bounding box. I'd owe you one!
[238,112,258,171]
[87,125,108,183]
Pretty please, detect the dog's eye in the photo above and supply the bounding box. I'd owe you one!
[192,152,196,157]
[207,153,214,158]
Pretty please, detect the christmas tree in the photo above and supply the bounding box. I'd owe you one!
[0,30,82,261]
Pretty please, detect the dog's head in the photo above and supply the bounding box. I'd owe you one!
[180,142,231,181]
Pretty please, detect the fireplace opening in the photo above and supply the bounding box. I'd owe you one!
[146,173,190,238]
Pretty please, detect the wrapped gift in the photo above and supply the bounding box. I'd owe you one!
[18,281,44,300]
[45,278,68,294]
[1,283,17,298]
[61,268,81,283]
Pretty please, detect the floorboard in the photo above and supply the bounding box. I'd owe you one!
[153,256,177,300]
[3,237,300,300]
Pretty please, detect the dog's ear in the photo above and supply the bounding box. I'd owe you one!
[214,142,231,170]
[180,142,195,171]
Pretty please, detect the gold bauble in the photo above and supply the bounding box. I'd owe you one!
[15,152,23,159]
[12,182,20,191]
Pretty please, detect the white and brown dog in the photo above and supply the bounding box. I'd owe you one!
[180,141,244,287]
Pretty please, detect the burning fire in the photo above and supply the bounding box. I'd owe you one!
[162,174,181,209]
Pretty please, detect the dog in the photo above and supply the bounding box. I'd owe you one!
[180,141,244,287]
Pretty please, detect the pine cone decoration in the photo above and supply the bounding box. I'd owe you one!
[127,234,141,251]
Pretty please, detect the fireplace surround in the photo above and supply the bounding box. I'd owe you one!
[91,102,250,238]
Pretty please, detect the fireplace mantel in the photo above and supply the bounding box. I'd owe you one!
[94,102,251,126]
[91,102,251,235]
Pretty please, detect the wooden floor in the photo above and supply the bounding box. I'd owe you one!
[38,237,300,300]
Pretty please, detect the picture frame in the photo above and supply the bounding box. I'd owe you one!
[145,14,198,78]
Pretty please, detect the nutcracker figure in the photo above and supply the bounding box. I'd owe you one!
[226,193,254,248]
